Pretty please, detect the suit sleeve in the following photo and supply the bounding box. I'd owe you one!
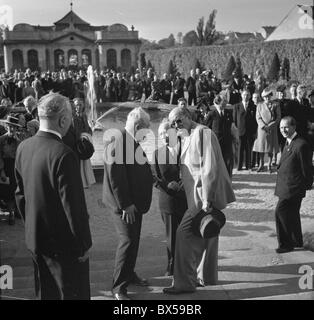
[105,134,133,210]
[56,151,92,255]
[14,152,25,221]
[298,142,314,190]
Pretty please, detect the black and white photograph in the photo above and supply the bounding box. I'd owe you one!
[0,0,313,304]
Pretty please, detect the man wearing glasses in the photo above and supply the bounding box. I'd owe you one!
[163,106,235,294]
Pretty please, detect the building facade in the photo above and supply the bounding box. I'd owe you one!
[2,9,141,73]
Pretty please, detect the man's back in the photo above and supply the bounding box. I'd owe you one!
[15,131,92,258]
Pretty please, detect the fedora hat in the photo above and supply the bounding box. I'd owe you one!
[192,208,226,239]
[261,89,273,98]
[0,115,22,127]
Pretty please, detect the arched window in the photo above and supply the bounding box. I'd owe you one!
[81,49,91,67]
[107,49,117,71]
[54,49,65,70]
[28,50,39,71]
[68,49,78,66]
[12,49,24,71]
[121,49,131,72]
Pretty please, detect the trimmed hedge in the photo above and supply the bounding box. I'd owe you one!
[143,38,314,86]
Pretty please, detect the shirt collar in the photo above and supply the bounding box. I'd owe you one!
[39,127,62,140]
[287,131,297,145]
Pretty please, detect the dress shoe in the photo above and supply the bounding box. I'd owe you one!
[8,212,15,226]
[113,292,131,300]
[276,247,294,254]
[257,166,264,172]
[163,286,195,295]
[130,275,149,286]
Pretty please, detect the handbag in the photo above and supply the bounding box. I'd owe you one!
[192,208,226,239]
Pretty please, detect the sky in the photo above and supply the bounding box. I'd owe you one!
[0,0,313,41]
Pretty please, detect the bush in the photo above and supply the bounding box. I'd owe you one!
[223,56,236,81]
[267,52,281,82]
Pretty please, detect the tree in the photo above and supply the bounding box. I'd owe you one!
[167,59,177,78]
[158,33,176,48]
[182,30,199,47]
[204,9,219,45]
[234,56,244,79]
[196,17,204,46]
[177,32,183,45]
[195,59,203,73]
[140,53,146,69]
[267,53,281,82]
[282,57,290,81]
[223,55,236,81]
[147,60,154,71]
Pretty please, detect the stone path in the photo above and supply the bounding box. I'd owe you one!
[1,171,313,300]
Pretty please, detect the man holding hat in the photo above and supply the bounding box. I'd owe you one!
[163,106,235,294]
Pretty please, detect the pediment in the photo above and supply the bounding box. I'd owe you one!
[51,32,94,44]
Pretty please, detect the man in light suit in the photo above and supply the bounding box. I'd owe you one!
[274,116,313,253]
[163,106,235,294]
[15,92,92,300]
[233,89,257,170]
[102,107,153,300]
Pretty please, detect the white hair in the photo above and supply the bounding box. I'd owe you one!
[37,92,70,119]
[126,107,150,128]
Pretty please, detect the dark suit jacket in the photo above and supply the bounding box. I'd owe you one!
[102,129,153,214]
[151,145,187,215]
[233,101,257,137]
[14,131,92,258]
[206,109,233,147]
[275,135,313,199]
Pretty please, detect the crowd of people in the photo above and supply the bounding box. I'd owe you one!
[0,65,314,300]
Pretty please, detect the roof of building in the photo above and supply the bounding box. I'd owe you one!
[266,5,314,41]
[54,10,90,26]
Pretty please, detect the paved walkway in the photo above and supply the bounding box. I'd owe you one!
[1,171,314,300]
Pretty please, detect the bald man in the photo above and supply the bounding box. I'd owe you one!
[15,92,92,300]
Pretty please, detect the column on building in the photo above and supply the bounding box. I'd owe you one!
[98,44,106,70]
[64,50,68,68]
[38,46,46,71]
[22,49,27,70]
[116,47,121,70]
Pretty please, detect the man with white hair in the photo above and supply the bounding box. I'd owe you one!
[163,106,235,295]
[15,92,92,300]
[102,107,153,300]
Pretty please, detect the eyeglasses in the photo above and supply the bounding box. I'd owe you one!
[171,118,183,127]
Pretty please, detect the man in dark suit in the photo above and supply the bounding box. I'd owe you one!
[233,89,257,170]
[14,92,92,300]
[172,72,185,105]
[274,116,313,253]
[102,107,153,300]
[206,95,234,177]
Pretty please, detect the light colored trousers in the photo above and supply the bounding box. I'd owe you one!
[172,210,219,291]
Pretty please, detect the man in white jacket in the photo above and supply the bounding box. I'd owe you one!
[163,106,235,294]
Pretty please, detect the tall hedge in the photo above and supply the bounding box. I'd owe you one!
[143,38,314,86]
[267,53,281,82]
[223,56,236,81]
